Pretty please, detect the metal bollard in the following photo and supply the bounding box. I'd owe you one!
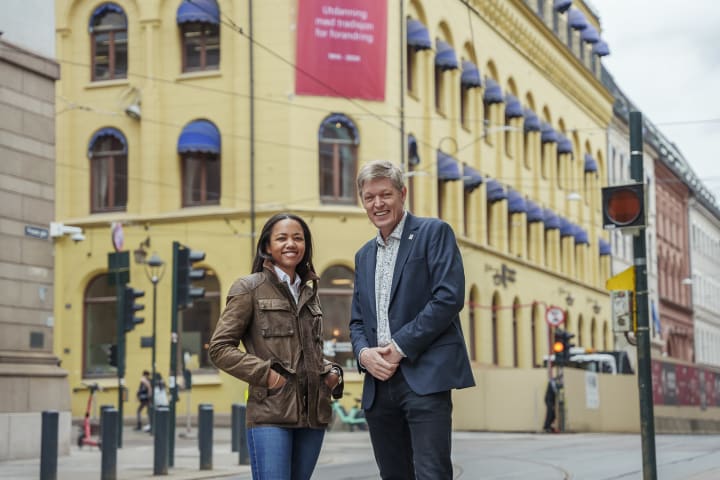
[231,403,241,452]
[198,404,213,470]
[101,408,118,480]
[40,410,59,480]
[238,404,249,465]
[153,406,169,475]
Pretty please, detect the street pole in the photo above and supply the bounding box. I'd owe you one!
[116,283,125,448]
[169,241,180,467]
[629,111,657,480]
[145,253,165,435]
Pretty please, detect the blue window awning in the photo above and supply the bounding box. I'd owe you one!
[574,226,589,244]
[568,8,588,30]
[486,179,507,203]
[508,189,527,213]
[541,123,558,144]
[437,150,461,181]
[435,39,458,71]
[526,200,544,222]
[320,113,360,145]
[554,0,572,13]
[584,153,598,172]
[408,135,420,166]
[89,2,126,31]
[407,18,432,51]
[543,208,560,230]
[88,127,127,155]
[524,109,541,132]
[599,238,611,256]
[483,78,504,104]
[593,40,610,57]
[505,94,523,118]
[559,217,574,237]
[557,134,573,154]
[177,0,220,24]
[581,25,600,44]
[463,164,483,191]
[461,60,482,89]
[178,119,221,154]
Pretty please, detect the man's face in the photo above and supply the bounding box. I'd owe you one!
[360,177,407,239]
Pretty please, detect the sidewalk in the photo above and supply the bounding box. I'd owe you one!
[0,426,373,480]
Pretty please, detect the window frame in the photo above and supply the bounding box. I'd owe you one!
[180,21,220,73]
[90,6,128,82]
[89,133,128,213]
[318,115,359,205]
[181,151,221,207]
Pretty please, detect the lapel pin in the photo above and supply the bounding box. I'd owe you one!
[409,234,414,240]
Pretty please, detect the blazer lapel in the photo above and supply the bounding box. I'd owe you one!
[366,241,378,322]
[389,214,417,302]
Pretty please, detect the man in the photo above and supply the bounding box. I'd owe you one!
[350,160,475,479]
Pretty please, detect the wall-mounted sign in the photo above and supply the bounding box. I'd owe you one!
[487,263,516,288]
[25,225,49,240]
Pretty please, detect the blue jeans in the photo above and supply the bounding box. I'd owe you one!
[247,426,325,480]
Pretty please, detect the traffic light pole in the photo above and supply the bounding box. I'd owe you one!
[115,281,125,448]
[168,241,180,467]
[629,111,657,480]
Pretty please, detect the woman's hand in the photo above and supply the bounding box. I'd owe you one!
[267,369,286,390]
[324,367,342,390]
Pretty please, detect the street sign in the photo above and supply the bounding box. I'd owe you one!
[545,306,565,327]
[111,222,124,252]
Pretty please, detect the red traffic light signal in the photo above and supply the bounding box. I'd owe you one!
[602,183,645,230]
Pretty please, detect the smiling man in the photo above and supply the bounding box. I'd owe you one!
[349,160,475,480]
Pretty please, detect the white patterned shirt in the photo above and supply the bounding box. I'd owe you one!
[375,212,407,347]
[273,265,301,304]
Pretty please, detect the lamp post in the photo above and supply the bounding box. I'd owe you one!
[144,252,165,432]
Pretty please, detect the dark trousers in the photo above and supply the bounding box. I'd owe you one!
[365,370,453,480]
[543,401,556,431]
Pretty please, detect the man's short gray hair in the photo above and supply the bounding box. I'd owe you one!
[356,160,405,195]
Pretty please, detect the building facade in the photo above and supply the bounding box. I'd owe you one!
[0,19,69,464]
[54,0,614,426]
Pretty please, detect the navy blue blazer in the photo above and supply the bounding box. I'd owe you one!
[350,213,475,409]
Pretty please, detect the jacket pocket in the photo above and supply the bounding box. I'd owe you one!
[257,299,295,336]
[247,375,299,425]
[316,379,333,424]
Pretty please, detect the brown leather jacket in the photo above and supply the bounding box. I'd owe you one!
[209,263,342,428]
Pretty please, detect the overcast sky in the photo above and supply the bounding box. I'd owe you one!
[597,0,720,200]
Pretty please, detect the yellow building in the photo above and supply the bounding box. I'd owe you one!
[55,0,613,427]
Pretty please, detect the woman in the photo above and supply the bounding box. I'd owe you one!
[209,213,343,480]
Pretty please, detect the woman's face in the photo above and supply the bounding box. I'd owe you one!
[266,218,306,278]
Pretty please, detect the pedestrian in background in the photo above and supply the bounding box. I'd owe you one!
[135,370,152,431]
[543,375,560,433]
[209,213,343,480]
[350,160,476,480]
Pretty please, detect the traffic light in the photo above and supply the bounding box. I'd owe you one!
[108,344,118,367]
[601,183,645,231]
[553,328,575,365]
[123,286,145,332]
[174,244,206,310]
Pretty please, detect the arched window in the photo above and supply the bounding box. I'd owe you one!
[491,292,500,365]
[468,286,479,361]
[88,128,128,213]
[89,3,128,81]
[84,274,117,376]
[179,270,220,369]
[177,0,220,72]
[318,265,355,369]
[319,114,358,204]
[178,119,221,206]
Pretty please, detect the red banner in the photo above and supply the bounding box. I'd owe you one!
[295,0,387,100]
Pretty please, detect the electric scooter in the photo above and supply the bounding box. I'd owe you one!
[72,382,102,449]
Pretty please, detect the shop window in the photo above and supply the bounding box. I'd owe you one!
[318,265,355,369]
[83,274,117,376]
[89,3,128,81]
[179,271,220,370]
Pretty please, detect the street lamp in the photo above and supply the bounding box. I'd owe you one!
[144,252,165,431]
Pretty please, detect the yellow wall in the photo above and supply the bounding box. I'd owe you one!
[55,0,616,422]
